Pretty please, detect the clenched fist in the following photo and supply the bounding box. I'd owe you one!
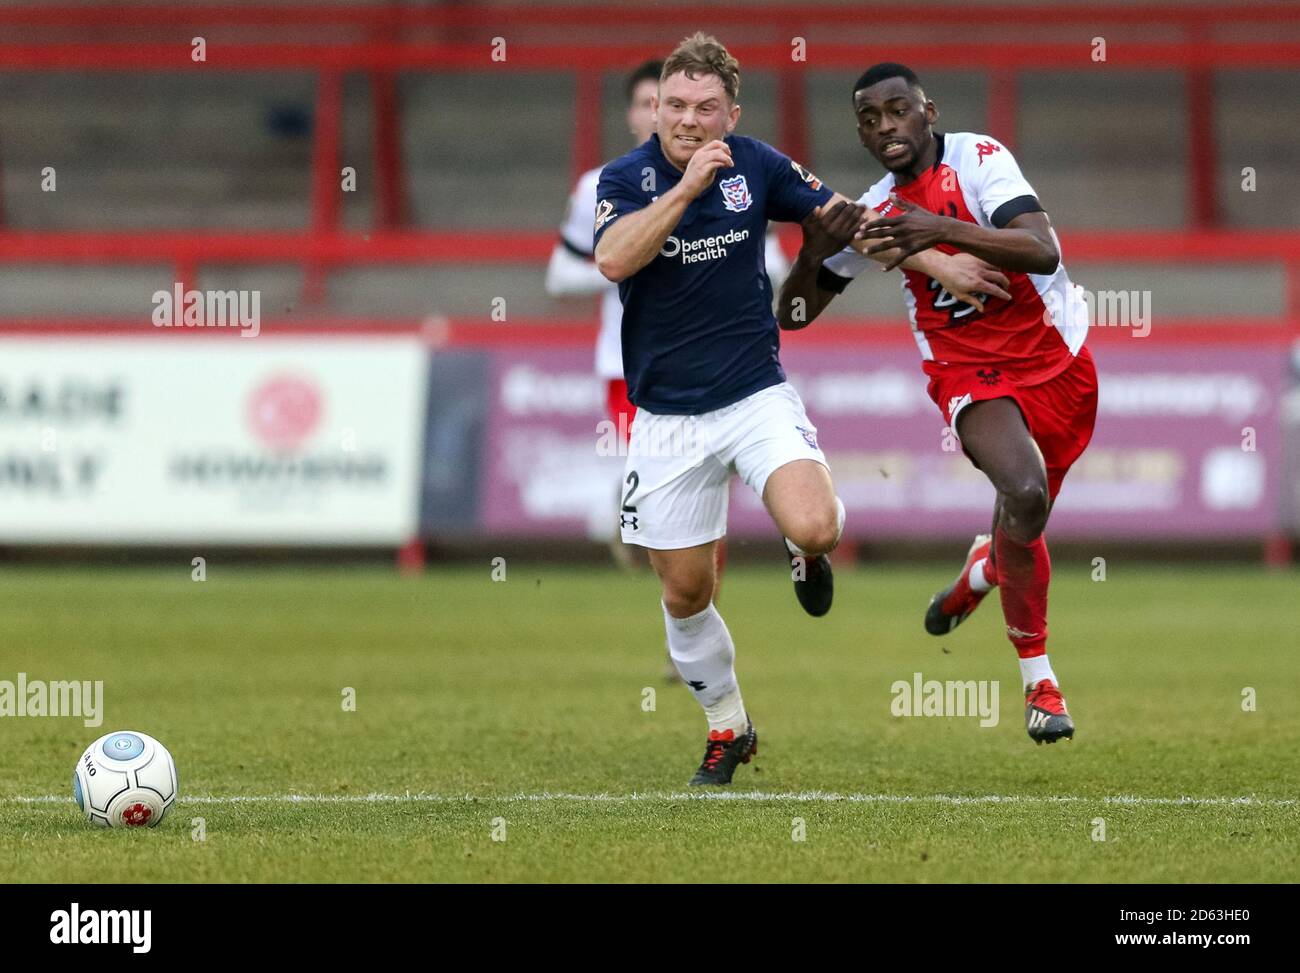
[678,140,734,199]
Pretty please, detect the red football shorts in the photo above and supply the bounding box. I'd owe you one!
[926,345,1098,500]
[606,378,636,445]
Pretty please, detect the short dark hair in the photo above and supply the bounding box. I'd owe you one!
[852,62,922,99]
[662,33,740,103]
[625,59,664,103]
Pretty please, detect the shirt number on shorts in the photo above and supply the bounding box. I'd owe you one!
[620,471,640,531]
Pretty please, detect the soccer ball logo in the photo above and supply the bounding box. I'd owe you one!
[72,730,178,829]
[121,803,153,827]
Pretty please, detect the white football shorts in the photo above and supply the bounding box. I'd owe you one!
[618,381,828,550]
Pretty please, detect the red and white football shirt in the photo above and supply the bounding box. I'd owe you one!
[823,132,1088,386]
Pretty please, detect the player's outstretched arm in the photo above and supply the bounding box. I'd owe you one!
[858,197,1059,275]
[850,214,1012,313]
[595,140,733,283]
[910,251,1013,313]
[779,199,1009,326]
[777,196,865,330]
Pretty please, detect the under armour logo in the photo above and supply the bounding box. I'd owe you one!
[620,514,639,530]
[687,680,706,691]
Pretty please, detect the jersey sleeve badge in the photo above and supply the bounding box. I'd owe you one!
[790,160,823,191]
[594,199,617,231]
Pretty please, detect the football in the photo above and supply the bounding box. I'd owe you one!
[72,730,178,828]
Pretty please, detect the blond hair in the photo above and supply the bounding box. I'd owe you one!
[661,32,740,102]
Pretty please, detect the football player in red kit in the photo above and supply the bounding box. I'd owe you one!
[777,63,1098,745]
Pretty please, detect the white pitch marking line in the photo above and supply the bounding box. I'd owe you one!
[4,792,1296,807]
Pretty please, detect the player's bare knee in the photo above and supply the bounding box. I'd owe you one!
[663,589,711,618]
[787,511,839,556]
[1002,478,1049,540]
[661,577,713,618]
[804,522,841,556]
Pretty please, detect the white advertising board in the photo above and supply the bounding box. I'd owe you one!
[0,337,427,544]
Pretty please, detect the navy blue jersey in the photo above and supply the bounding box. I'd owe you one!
[594,134,833,415]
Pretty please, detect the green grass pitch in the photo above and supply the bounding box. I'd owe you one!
[1,561,1296,883]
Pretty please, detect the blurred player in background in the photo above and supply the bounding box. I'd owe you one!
[594,36,1001,785]
[546,58,790,596]
[778,63,1097,746]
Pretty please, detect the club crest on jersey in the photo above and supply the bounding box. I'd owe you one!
[719,175,752,213]
[790,160,823,191]
[796,425,818,449]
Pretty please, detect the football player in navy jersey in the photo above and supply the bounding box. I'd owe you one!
[595,35,1010,784]
[546,58,793,686]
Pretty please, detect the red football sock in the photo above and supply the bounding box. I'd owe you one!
[994,526,1050,658]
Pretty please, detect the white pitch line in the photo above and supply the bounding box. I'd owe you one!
[3,792,1296,807]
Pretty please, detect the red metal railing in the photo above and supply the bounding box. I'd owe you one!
[3,4,1298,31]
[0,3,1298,327]
[1,228,1297,329]
[0,317,1291,347]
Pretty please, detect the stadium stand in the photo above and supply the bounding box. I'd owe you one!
[0,2,1298,329]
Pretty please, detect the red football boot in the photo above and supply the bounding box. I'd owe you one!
[1024,679,1075,744]
[925,533,994,635]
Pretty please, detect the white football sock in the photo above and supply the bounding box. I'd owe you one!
[662,602,748,735]
[969,557,994,593]
[703,686,747,737]
[785,496,846,558]
[1019,654,1058,692]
